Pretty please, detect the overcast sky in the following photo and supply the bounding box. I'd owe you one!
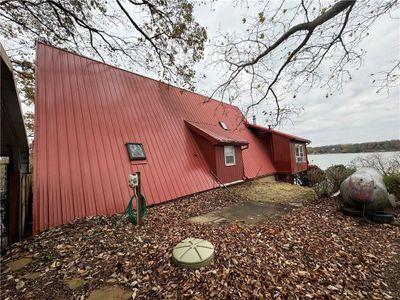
[192,1,400,147]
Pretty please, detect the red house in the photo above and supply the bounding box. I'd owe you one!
[247,124,310,181]
[33,43,310,232]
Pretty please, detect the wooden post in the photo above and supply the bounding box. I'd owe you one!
[136,172,142,226]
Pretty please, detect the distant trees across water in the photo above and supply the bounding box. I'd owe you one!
[308,140,400,154]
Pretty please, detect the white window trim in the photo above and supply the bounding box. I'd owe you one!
[295,144,306,163]
[224,145,236,166]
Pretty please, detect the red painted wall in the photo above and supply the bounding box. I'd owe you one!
[272,134,292,173]
[192,134,244,184]
[270,136,308,175]
[192,132,216,174]
[290,142,308,174]
[215,146,244,183]
[264,133,274,159]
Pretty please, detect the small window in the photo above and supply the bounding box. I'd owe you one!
[224,145,236,166]
[295,144,306,163]
[219,121,228,130]
[126,143,146,160]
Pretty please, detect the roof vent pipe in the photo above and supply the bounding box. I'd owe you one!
[252,115,256,125]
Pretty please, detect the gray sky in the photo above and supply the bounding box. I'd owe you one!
[192,1,400,147]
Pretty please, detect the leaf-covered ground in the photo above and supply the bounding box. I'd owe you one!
[1,183,399,299]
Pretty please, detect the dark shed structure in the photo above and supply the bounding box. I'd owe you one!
[0,43,30,247]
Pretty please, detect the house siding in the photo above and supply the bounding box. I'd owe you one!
[272,135,292,173]
[290,142,308,174]
[191,132,216,174]
[215,146,244,183]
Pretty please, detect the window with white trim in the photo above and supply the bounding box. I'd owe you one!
[295,144,306,163]
[224,145,236,166]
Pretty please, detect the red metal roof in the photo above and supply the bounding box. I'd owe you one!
[246,123,311,143]
[185,121,249,145]
[33,43,278,232]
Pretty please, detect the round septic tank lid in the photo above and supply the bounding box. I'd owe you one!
[172,238,214,269]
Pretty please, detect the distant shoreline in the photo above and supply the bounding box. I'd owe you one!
[309,150,400,155]
[307,140,400,155]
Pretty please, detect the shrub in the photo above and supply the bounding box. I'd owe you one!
[295,165,324,187]
[301,164,355,197]
[312,180,332,198]
[301,165,328,197]
[307,165,326,187]
[384,173,400,200]
[325,164,355,193]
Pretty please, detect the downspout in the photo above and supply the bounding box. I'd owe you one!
[241,144,249,180]
[269,133,275,165]
[305,142,310,167]
[269,134,278,181]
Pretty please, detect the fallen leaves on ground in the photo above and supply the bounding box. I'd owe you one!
[0,183,399,299]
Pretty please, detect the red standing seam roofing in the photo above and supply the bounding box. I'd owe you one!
[246,123,311,143]
[185,121,249,145]
[33,43,278,232]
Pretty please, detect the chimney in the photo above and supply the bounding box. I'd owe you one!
[252,115,256,125]
[268,125,271,129]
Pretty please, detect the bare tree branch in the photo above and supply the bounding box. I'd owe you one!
[211,0,398,127]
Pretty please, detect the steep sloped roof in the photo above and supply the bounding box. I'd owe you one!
[33,43,276,232]
[247,123,311,143]
[185,121,249,145]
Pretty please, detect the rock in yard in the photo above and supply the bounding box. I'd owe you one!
[87,286,132,300]
[64,278,85,290]
[15,280,25,290]
[6,258,32,272]
[23,272,41,280]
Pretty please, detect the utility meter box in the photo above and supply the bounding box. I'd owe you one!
[128,173,139,188]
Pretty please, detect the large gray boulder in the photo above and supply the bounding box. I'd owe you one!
[340,167,394,210]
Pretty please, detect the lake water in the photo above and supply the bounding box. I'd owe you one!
[308,151,400,170]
